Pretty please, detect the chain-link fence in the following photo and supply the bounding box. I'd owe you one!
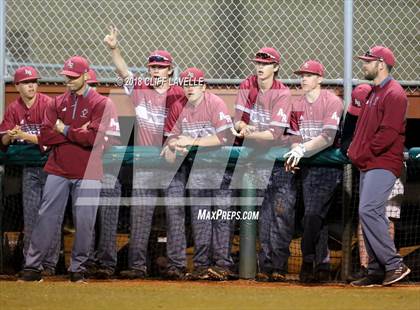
[4,0,419,84]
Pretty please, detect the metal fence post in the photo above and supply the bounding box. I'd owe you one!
[0,0,6,273]
[0,165,3,273]
[341,0,354,282]
[239,170,257,279]
[0,0,5,119]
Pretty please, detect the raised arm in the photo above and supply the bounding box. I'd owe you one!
[104,25,130,80]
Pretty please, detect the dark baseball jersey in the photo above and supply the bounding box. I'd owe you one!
[0,93,53,150]
[288,89,343,143]
[125,80,185,146]
[39,87,110,180]
[348,77,407,177]
[165,92,233,143]
[234,75,292,144]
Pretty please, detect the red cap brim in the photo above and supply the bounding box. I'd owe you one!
[87,79,98,84]
[294,70,322,76]
[147,61,171,67]
[357,55,377,62]
[15,77,39,84]
[252,58,278,64]
[60,70,82,77]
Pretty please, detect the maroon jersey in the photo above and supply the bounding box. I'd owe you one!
[165,92,233,143]
[235,75,292,143]
[0,93,53,150]
[288,89,343,144]
[125,79,185,146]
[103,99,121,149]
[39,87,110,180]
[348,78,407,177]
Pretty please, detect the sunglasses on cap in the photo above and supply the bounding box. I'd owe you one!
[255,52,277,60]
[148,55,170,63]
[364,51,383,62]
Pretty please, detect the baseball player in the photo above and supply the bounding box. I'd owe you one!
[20,56,110,282]
[162,67,236,281]
[348,46,410,286]
[104,26,187,279]
[284,60,343,283]
[0,66,61,276]
[85,69,122,279]
[340,84,406,282]
[233,47,294,282]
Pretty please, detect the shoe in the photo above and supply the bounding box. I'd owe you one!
[350,275,383,287]
[84,265,99,278]
[299,262,315,283]
[255,272,271,282]
[347,266,368,282]
[208,266,238,281]
[185,267,210,281]
[70,272,86,283]
[19,269,43,282]
[383,264,411,286]
[94,268,114,280]
[166,267,187,280]
[119,269,147,280]
[41,268,55,277]
[271,271,287,282]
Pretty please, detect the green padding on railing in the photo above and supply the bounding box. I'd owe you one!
[0,145,48,166]
[103,146,253,167]
[2,145,418,166]
[256,147,350,165]
[409,148,420,160]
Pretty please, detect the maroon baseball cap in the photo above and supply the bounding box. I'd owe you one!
[252,47,280,64]
[348,84,372,116]
[87,69,98,84]
[14,66,39,84]
[294,60,325,77]
[358,46,395,66]
[60,56,89,77]
[179,67,205,85]
[147,50,172,67]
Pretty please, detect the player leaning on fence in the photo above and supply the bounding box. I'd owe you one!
[348,46,410,287]
[0,67,61,276]
[19,56,111,283]
[104,25,188,280]
[284,60,343,283]
[162,67,237,281]
[232,47,294,282]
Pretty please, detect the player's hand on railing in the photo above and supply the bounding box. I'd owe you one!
[283,143,305,173]
[230,127,242,137]
[160,145,177,164]
[104,25,118,50]
[238,125,256,137]
[176,135,194,147]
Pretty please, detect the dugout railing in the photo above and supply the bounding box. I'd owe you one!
[0,145,419,282]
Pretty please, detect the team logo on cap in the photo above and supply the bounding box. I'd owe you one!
[187,72,194,78]
[354,99,361,107]
[24,69,33,76]
[303,62,309,68]
[67,60,74,68]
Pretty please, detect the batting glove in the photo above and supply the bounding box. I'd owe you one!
[284,143,306,167]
